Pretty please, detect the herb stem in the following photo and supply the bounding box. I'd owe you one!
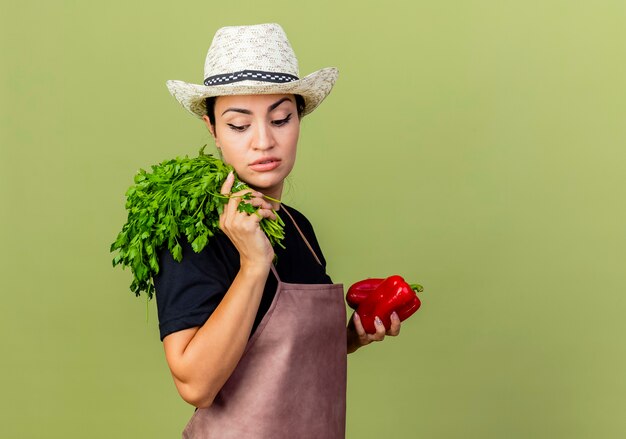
[262,194,281,203]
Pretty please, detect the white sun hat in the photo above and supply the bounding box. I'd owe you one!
[166,23,339,119]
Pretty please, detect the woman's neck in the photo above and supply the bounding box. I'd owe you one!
[251,183,283,211]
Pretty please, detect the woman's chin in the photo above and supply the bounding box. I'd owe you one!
[242,168,290,194]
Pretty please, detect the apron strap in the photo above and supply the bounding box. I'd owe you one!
[270,264,280,283]
[269,205,324,284]
[279,205,323,266]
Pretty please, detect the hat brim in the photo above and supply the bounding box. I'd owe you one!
[166,67,338,119]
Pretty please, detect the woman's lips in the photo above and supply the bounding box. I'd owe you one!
[249,158,281,172]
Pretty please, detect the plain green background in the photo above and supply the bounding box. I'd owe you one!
[1,1,625,438]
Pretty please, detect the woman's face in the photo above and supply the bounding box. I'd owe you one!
[203,94,300,200]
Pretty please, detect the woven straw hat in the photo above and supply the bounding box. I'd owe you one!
[166,23,339,119]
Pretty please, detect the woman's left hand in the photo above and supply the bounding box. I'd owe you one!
[346,311,401,354]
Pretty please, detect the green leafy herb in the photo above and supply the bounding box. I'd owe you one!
[110,146,285,300]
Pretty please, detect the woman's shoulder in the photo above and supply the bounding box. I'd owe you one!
[153,231,239,341]
[156,230,236,270]
[279,203,326,250]
[278,202,331,278]
[281,203,313,226]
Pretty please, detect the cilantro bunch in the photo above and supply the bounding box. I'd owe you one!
[110,147,285,300]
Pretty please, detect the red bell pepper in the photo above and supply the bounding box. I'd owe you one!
[346,278,385,308]
[347,275,423,334]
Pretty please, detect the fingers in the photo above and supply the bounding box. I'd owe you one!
[352,312,386,345]
[220,179,276,222]
[348,310,405,353]
[352,312,366,338]
[220,171,235,195]
[246,192,277,220]
[219,170,274,215]
[350,311,402,352]
[219,182,241,230]
[352,312,374,347]
[386,311,401,336]
[372,316,386,341]
[233,192,276,222]
[218,181,276,250]
[216,174,275,265]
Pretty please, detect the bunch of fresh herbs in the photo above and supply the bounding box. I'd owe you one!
[110,146,285,300]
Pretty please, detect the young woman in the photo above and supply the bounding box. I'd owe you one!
[156,23,402,438]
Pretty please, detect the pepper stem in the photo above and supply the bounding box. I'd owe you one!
[409,283,424,293]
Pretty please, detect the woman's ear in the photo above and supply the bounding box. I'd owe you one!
[201,115,215,136]
[201,115,220,148]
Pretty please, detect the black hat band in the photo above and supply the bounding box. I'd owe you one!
[204,70,299,86]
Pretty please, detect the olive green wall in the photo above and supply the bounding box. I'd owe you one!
[2,1,625,438]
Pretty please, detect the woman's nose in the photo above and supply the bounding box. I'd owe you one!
[252,123,275,150]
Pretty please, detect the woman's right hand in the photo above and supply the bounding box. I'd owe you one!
[219,171,276,270]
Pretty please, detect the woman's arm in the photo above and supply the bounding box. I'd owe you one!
[163,263,269,408]
[162,172,276,408]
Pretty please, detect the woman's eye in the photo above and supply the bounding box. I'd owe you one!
[227,124,247,132]
[272,114,292,127]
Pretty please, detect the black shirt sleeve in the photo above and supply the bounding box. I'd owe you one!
[153,232,239,341]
